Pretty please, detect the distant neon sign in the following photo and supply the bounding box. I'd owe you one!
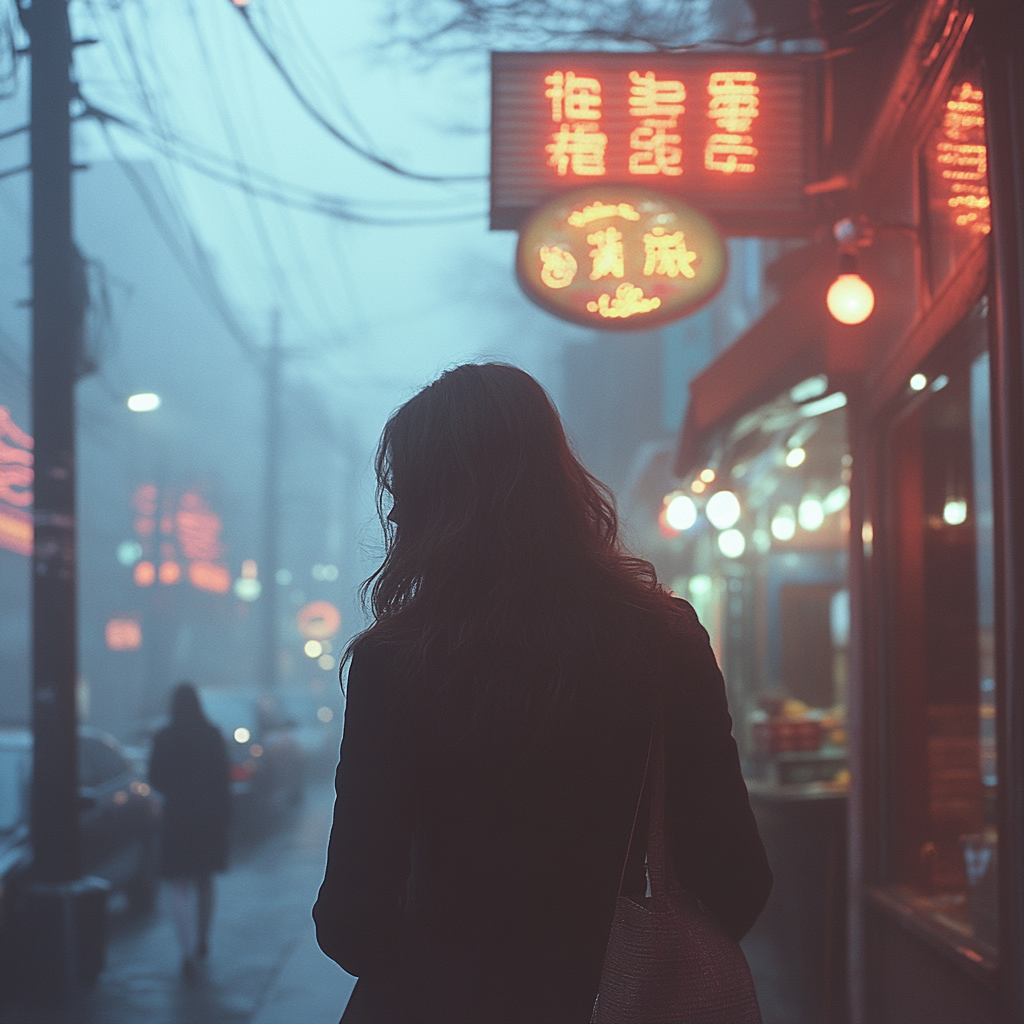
[516,185,726,330]
[129,484,230,593]
[0,407,33,556]
[492,52,815,233]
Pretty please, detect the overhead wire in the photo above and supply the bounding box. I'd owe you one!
[233,3,486,184]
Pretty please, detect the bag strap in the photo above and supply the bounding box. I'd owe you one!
[647,713,676,897]
[616,719,656,898]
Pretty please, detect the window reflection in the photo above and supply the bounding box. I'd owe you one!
[883,302,997,958]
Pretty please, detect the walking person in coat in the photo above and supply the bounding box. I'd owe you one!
[149,682,231,976]
[314,363,772,1024]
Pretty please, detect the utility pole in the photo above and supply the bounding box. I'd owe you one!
[261,311,281,689]
[21,0,109,998]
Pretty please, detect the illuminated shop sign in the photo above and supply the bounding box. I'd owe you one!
[128,484,231,594]
[0,406,33,556]
[492,52,816,232]
[929,79,990,237]
[516,185,726,330]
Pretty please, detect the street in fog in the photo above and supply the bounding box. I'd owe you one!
[0,778,355,1024]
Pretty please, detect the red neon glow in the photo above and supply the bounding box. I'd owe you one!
[189,560,231,594]
[134,560,156,587]
[705,71,759,174]
[158,560,181,585]
[106,618,142,651]
[297,600,342,641]
[544,70,607,176]
[0,407,33,556]
[176,492,224,562]
[628,71,685,176]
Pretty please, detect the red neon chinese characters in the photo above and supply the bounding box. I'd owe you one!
[544,71,607,176]
[705,71,759,174]
[937,82,990,234]
[628,71,685,176]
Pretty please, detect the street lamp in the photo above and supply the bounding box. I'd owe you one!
[127,392,160,412]
[827,270,875,325]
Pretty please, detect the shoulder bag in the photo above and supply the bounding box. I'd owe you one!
[591,714,764,1024]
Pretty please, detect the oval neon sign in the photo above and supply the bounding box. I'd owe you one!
[516,185,727,330]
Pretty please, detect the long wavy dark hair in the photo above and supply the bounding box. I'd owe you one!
[347,363,683,735]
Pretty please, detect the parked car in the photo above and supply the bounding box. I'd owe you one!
[275,687,344,774]
[0,726,162,917]
[197,689,304,819]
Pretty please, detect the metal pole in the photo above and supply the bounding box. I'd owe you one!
[29,0,81,885]
[262,311,281,689]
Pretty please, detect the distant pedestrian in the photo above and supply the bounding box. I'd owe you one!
[149,682,231,976]
[314,363,771,1023]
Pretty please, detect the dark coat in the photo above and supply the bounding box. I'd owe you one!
[149,718,231,878]
[314,599,772,1024]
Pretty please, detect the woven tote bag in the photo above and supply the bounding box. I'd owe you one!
[591,715,763,1024]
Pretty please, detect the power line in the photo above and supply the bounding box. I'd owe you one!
[233,3,486,185]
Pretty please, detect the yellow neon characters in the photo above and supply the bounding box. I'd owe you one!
[587,227,624,280]
[587,283,662,319]
[705,71,759,174]
[642,227,698,278]
[539,246,578,289]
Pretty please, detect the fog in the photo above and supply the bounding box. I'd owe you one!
[0,0,766,739]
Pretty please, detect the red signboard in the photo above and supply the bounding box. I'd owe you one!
[0,406,33,556]
[491,52,817,234]
[516,185,727,330]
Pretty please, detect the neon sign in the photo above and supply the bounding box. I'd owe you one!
[129,484,230,594]
[516,185,726,330]
[0,407,33,556]
[934,81,990,235]
[492,52,814,233]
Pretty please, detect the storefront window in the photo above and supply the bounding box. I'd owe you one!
[662,379,851,790]
[882,300,997,959]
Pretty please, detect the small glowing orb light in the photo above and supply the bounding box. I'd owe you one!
[233,727,250,744]
[664,492,698,531]
[699,468,716,483]
[826,273,875,325]
[234,576,262,601]
[688,574,713,597]
[117,541,142,566]
[241,559,258,579]
[134,560,156,587]
[705,490,741,530]
[798,496,825,531]
[771,505,797,541]
[158,561,181,585]
[909,373,928,391]
[304,639,323,658]
[943,499,968,525]
[318,654,336,671]
[785,447,806,468]
[127,393,160,412]
[718,529,746,558]
[823,485,851,514]
[317,706,334,723]
[691,479,706,494]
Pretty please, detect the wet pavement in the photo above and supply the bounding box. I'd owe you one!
[1,778,356,1024]
[1,775,795,1024]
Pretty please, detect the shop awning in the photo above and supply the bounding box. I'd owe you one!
[674,248,839,478]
